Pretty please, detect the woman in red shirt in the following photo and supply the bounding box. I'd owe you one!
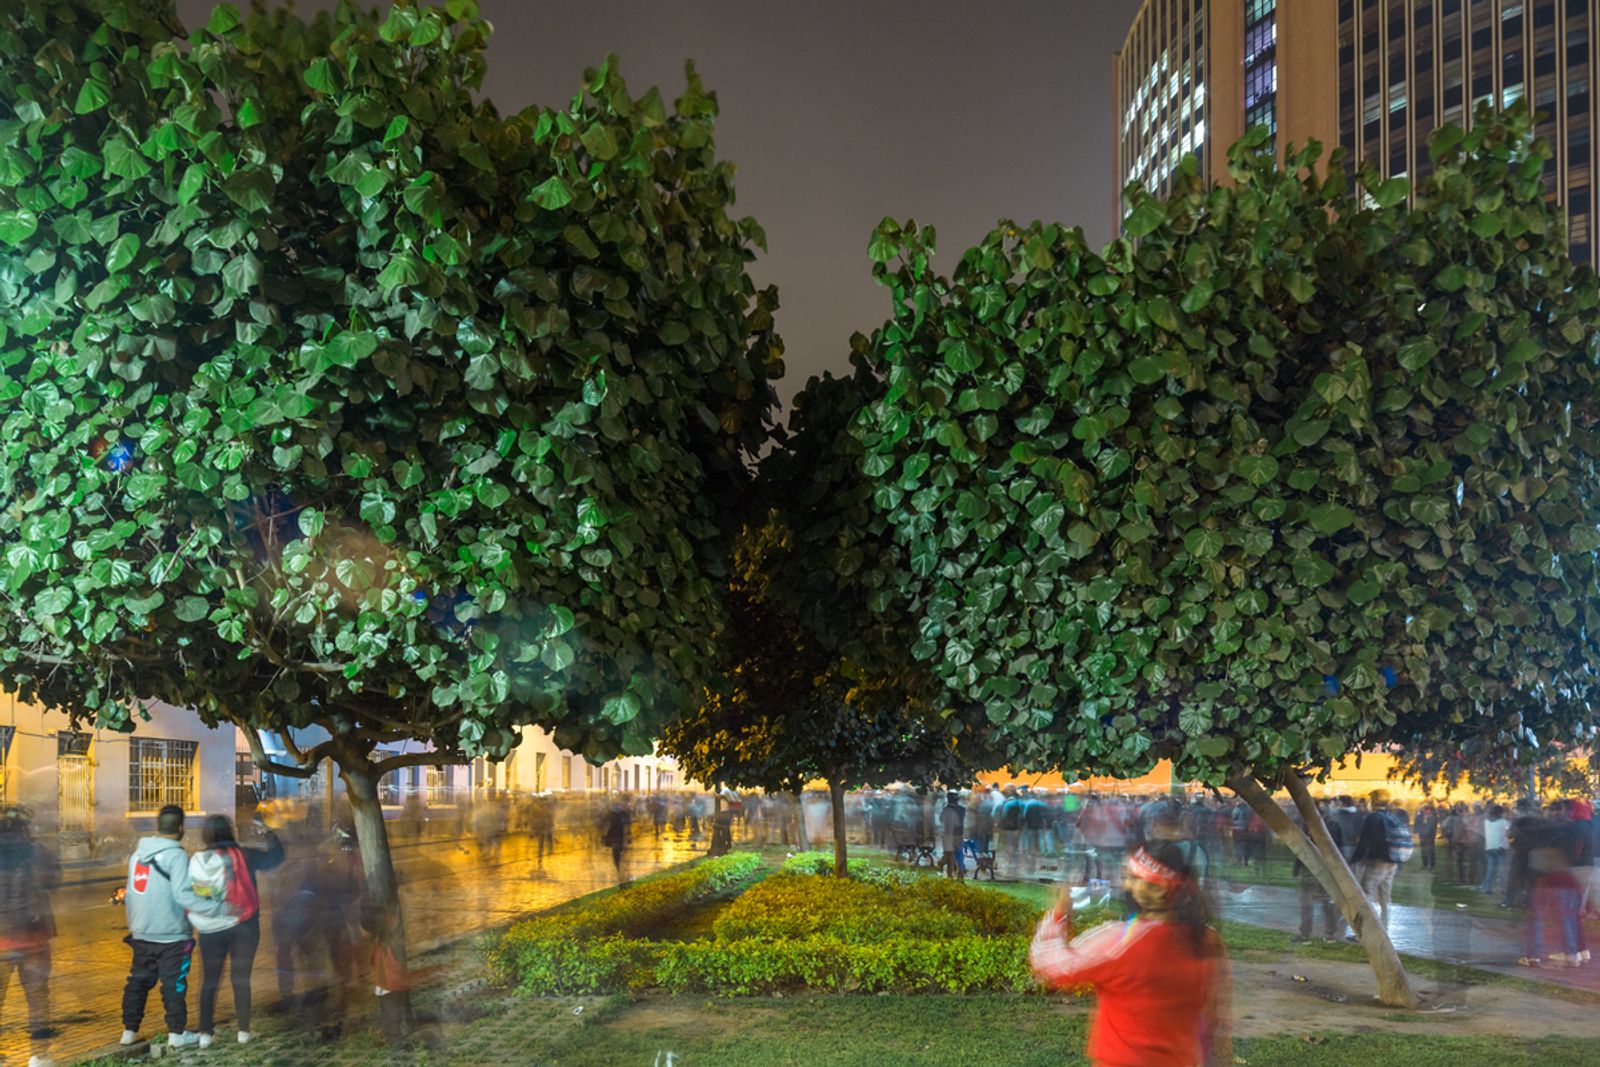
[1030,840,1231,1067]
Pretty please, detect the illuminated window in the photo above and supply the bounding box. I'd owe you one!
[128,738,197,813]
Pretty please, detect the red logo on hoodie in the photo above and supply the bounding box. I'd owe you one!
[131,862,150,894]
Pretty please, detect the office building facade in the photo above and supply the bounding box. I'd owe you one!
[1112,0,1598,268]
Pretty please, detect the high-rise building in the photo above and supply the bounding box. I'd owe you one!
[1112,0,1598,268]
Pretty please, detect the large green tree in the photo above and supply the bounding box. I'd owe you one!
[0,0,780,1024]
[849,111,1600,1006]
[662,363,981,876]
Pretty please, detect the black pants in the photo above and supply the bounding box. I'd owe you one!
[198,917,261,1035]
[122,937,194,1034]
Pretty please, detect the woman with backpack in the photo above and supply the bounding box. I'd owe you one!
[187,815,284,1048]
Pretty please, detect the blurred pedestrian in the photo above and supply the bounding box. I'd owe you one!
[1291,806,1342,943]
[0,806,57,1067]
[1414,803,1438,872]
[187,814,284,1047]
[274,823,359,1017]
[120,806,228,1049]
[1031,842,1231,1067]
[1350,791,1406,933]
[602,801,632,882]
[939,791,966,881]
[1479,804,1510,895]
[473,791,508,867]
[1522,801,1586,967]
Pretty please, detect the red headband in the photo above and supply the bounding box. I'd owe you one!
[1125,847,1185,889]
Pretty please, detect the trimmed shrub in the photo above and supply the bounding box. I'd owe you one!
[780,850,917,887]
[900,878,1039,936]
[711,874,972,943]
[487,852,760,987]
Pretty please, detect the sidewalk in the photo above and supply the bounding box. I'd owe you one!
[1218,883,1600,994]
[0,827,722,1067]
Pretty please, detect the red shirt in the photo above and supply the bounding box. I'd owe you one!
[1030,912,1225,1067]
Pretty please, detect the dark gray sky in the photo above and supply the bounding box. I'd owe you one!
[178,1,1145,406]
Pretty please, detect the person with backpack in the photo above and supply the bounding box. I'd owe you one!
[1349,790,1409,933]
[1,806,58,1067]
[187,814,284,1047]
[121,805,230,1049]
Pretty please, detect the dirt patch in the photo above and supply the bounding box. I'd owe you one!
[1225,958,1600,1039]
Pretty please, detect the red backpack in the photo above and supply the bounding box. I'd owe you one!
[218,846,259,922]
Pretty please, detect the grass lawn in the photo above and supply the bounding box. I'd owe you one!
[90,992,1600,1067]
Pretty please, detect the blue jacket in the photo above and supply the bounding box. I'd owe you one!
[125,836,225,943]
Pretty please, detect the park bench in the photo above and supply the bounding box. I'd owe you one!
[972,850,998,880]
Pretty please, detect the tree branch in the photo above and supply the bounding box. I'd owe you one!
[373,748,469,776]
[242,727,337,780]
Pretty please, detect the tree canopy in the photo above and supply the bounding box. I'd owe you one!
[852,109,1600,789]
[662,363,974,797]
[0,0,782,768]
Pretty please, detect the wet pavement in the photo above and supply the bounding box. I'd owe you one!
[0,825,713,1066]
[1217,882,1600,994]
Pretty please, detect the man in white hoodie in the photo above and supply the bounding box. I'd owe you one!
[119,805,229,1048]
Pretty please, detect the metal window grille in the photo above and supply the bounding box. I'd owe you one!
[127,738,198,813]
[534,752,546,792]
[426,766,454,805]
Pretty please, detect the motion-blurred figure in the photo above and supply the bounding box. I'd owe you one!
[473,791,508,867]
[1031,842,1231,1067]
[601,801,632,883]
[273,825,360,1018]
[939,791,965,881]
[0,806,57,1067]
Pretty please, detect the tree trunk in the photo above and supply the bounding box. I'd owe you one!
[1228,771,1417,1009]
[341,759,416,1039]
[793,788,810,851]
[828,778,848,878]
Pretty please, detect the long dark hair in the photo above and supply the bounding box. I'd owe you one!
[1143,839,1218,956]
[201,814,237,849]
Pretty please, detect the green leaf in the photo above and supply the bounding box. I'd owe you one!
[376,253,427,292]
[177,164,206,205]
[1179,279,1214,314]
[1307,503,1355,534]
[206,4,242,35]
[0,209,39,246]
[74,79,111,115]
[222,252,263,293]
[1235,454,1279,485]
[235,98,264,128]
[1436,263,1469,292]
[1371,176,1410,209]
[174,596,210,622]
[1397,338,1438,372]
[1184,527,1224,558]
[298,508,325,537]
[1292,554,1335,586]
[1128,357,1166,384]
[531,176,573,210]
[304,58,336,93]
[1122,199,1165,237]
[106,232,141,273]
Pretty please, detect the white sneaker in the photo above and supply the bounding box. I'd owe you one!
[198,1033,214,1049]
[29,1055,54,1067]
[237,1032,252,1044]
[1582,950,1593,962]
[168,1031,200,1048]
[120,1030,138,1046]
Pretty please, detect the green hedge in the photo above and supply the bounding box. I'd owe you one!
[486,855,1109,996]
[779,850,917,887]
[487,852,761,986]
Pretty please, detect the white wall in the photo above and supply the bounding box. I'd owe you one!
[0,692,235,855]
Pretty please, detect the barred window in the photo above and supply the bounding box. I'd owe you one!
[128,738,197,813]
[426,765,455,805]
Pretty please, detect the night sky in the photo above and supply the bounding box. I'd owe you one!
[177,1,1147,408]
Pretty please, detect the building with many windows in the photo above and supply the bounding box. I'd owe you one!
[1112,0,1599,267]
[0,693,235,859]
